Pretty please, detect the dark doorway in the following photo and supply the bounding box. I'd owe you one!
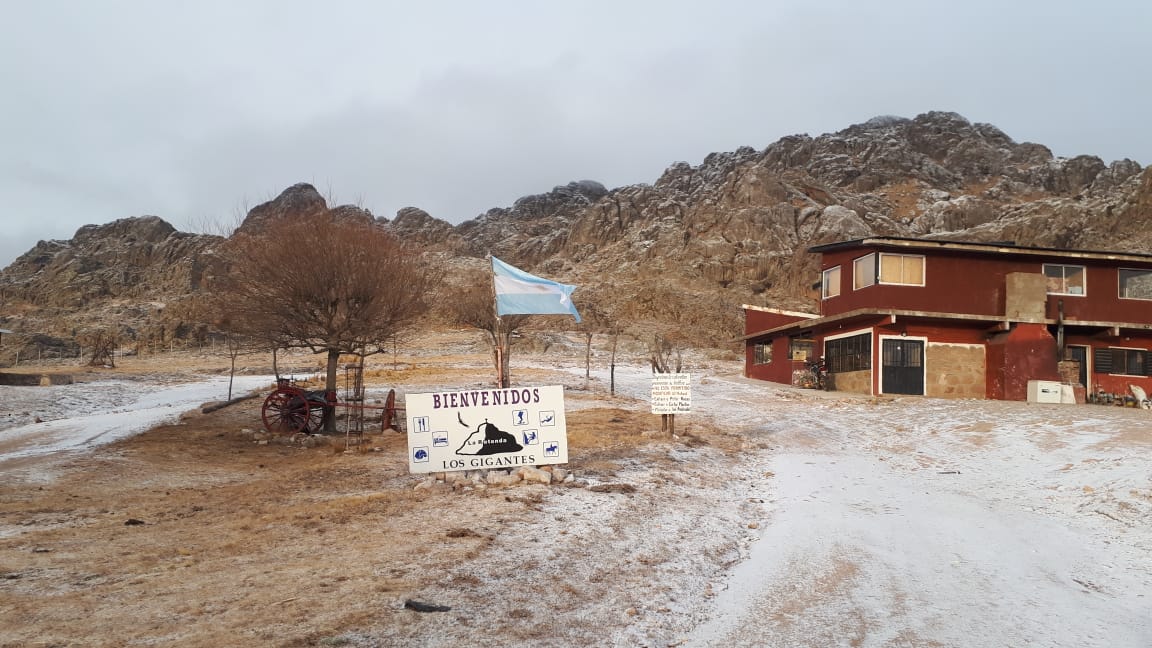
[882,338,925,395]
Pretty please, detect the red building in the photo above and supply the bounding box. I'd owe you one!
[742,237,1152,400]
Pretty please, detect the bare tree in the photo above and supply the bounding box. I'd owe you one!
[215,214,439,431]
[79,329,118,368]
[574,299,614,388]
[224,333,249,400]
[445,271,530,388]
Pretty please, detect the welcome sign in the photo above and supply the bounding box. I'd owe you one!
[405,385,569,474]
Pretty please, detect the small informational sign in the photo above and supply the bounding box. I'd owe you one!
[651,373,691,414]
[405,385,569,474]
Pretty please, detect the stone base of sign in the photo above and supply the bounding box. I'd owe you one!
[415,466,578,491]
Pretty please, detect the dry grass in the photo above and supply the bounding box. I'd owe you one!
[0,344,725,647]
[0,398,523,647]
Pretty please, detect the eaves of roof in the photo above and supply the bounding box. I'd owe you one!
[807,237,1152,264]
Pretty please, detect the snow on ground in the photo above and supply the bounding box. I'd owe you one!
[537,360,1152,647]
[0,375,274,470]
[676,374,1151,647]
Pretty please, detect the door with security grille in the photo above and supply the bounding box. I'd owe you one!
[881,339,924,395]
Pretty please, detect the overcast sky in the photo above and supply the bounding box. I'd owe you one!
[1,0,1149,268]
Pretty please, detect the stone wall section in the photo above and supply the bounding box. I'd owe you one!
[830,370,871,395]
[1057,360,1082,385]
[926,343,985,398]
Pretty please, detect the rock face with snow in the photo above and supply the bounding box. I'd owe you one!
[2,111,1150,360]
[2,216,218,309]
[234,183,328,235]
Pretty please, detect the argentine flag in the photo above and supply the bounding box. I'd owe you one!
[492,257,581,322]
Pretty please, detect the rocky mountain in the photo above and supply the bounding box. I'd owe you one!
[2,111,1149,362]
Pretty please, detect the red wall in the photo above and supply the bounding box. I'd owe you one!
[745,336,794,384]
[986,324,1062,400]
[744,309,815,335]
[872,320,988,345]
[746,322,1152,401]
[818,246,1152,324]
[1063,332,1152,396]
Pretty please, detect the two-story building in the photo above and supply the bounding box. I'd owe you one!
[742,237,1152,400]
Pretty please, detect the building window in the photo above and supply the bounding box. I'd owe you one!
[790,338,815,362]
[753,343,772,365]
[1095,347,1151,376]
[1043,264,1085,295]
[825,333,871,373]
[878,254,925,286]
[822,266,841,299]
[853,253,876,290]
[1119,269,1152,300]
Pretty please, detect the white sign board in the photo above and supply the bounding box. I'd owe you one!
[651,373,691,414]
[406,385,569,474]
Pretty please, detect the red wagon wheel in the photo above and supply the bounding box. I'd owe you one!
[305,398,326,433]
[261,387,312,434]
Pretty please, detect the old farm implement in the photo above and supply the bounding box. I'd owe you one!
[260,364,403,435]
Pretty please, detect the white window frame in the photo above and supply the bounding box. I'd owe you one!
[1043,263,1086,296]
[1118,268,1152,301]
[822,266,841,299]
[878,253,926,287]
[853,253,876,290]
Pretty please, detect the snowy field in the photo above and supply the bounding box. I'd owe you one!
[0,375,274,469]
[1,358,1150,646]
[562,362,1152,647]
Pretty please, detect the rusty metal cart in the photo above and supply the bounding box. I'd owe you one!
[260,371,402,436]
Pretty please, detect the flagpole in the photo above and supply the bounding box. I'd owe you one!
[488,255,504,388]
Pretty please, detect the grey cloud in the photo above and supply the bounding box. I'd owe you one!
[1,0,1149,268]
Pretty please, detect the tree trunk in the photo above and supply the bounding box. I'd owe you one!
[494,344,503,387]
[500,328,512,388]
[585,332,592,383]
[228,353,236,400]
[490,317,511,388]
[324,347,340,433]
[610,332,618,396]
[490,326,503,388]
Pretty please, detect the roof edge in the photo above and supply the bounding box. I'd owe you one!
[807,236,1152,263]
[741,304,818,318]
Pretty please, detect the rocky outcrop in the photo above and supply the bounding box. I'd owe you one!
[235,183,327,235]
[2,111,1149,359]
[383,207,462,250]
[454,180,610,264]
[1,216,221,309]
[546,112,1143,301]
